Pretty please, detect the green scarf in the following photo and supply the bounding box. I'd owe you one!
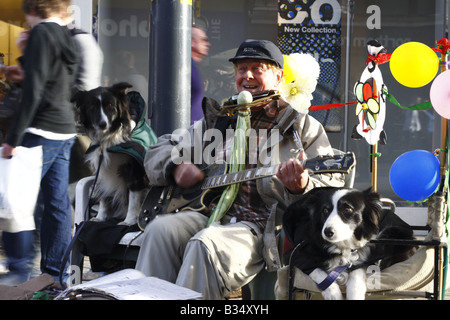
[206,109,250,227]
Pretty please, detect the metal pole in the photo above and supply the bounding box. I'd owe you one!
[343,0,354,152]
[148,0,192,135]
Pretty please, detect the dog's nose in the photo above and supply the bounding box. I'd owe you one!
[324,227,334,239]
[99,121,107,130]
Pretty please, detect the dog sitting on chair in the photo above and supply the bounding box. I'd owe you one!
[283,187,416,300]
[72,82,149,225]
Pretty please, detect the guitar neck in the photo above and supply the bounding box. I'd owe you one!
[201,165,279,190]
[200,152,355,190]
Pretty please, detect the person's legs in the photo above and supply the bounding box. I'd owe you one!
[0,134,41,284]
[136,211,266,300]
[0,230,34,284]
[135,211,208,282]
[38,137,75,277]
[177,220,265,299]
[0,134,74,283]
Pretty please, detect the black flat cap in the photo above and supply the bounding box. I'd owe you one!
[229,39,284,69]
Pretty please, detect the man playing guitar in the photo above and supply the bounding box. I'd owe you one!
[135,39,346,299]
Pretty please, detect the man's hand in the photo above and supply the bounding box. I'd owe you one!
[1,143,15,159]
[173,162,205,188]
[3,65,24,83]
[276,158,309,194]
[16,30,30,54]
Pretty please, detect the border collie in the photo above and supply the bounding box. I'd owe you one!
[72,82,149,225]
[283,187,416,300]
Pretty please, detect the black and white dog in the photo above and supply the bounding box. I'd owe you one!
[72,82,149,225]
[283,187,416,300]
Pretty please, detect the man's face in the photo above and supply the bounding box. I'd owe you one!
[192,28,210,61]
[25,14,41,27]
[235,59,283,93]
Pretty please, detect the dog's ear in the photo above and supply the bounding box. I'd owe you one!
[283,202,300,245]
[283,188,326,244]
[363,187,382,215]
[284,187,338,244]
[71,90,87,108]
[108,82,134,133]
[362,187,383,233]
[110,82,133,97]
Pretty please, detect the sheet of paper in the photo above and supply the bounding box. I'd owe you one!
[55,269,202,300]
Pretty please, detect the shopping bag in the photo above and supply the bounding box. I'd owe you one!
[0,146,42,232]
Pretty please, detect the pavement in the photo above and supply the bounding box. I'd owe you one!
[2,229,450,300]
[0,229,101,299]
[1,199,450,300]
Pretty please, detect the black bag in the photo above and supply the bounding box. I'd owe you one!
[0,81,21,143]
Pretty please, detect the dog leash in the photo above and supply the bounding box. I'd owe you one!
[316,264,350,291]
[58,151,104,289]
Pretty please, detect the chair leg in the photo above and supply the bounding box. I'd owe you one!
[69,238,85,286]
[244,270,277,300]
[288,264,294,300]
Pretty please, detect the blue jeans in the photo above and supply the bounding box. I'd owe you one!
[2,133,75,277]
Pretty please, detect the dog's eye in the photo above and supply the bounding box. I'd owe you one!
[322,208,329,215]
[343,207,353,216]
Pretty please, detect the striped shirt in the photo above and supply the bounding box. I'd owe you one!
[212,101,287,231]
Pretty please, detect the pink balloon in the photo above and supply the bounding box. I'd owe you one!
[430,70,450,119]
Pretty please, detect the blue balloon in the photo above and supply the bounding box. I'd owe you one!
[389,150,440,201]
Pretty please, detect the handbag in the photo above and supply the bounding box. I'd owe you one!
[0,81,21,142]
[0,146,42,232]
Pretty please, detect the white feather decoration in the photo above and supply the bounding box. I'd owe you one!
[280,53,320,114]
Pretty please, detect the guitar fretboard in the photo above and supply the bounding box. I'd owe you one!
[199,152,355,190]
[201,165,279,190]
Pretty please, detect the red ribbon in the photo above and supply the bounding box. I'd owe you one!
[310,45,390,112]
[432,38,450,56]
[366,53,392,65]
[309,101,356,111]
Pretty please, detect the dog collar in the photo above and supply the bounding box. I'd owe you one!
[85,143,100,155]
[316,264,350,291]
[315,249,360,291]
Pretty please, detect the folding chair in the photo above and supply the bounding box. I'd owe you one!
[70,176,144,284]
[275,192,448,300]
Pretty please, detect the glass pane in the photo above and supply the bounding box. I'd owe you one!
[342,0,445,204]
[196,0,447,207]
[97,0,150,102]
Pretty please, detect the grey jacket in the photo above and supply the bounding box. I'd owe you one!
[144,97,345,271]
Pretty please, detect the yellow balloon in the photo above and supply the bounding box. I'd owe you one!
[283,55,297,83]
[389,42,439,88]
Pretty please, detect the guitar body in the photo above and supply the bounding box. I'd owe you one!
[137,162,226,230]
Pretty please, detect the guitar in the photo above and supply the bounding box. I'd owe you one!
[137,152,356,230]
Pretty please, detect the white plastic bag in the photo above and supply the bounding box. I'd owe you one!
[0,146,42,232]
